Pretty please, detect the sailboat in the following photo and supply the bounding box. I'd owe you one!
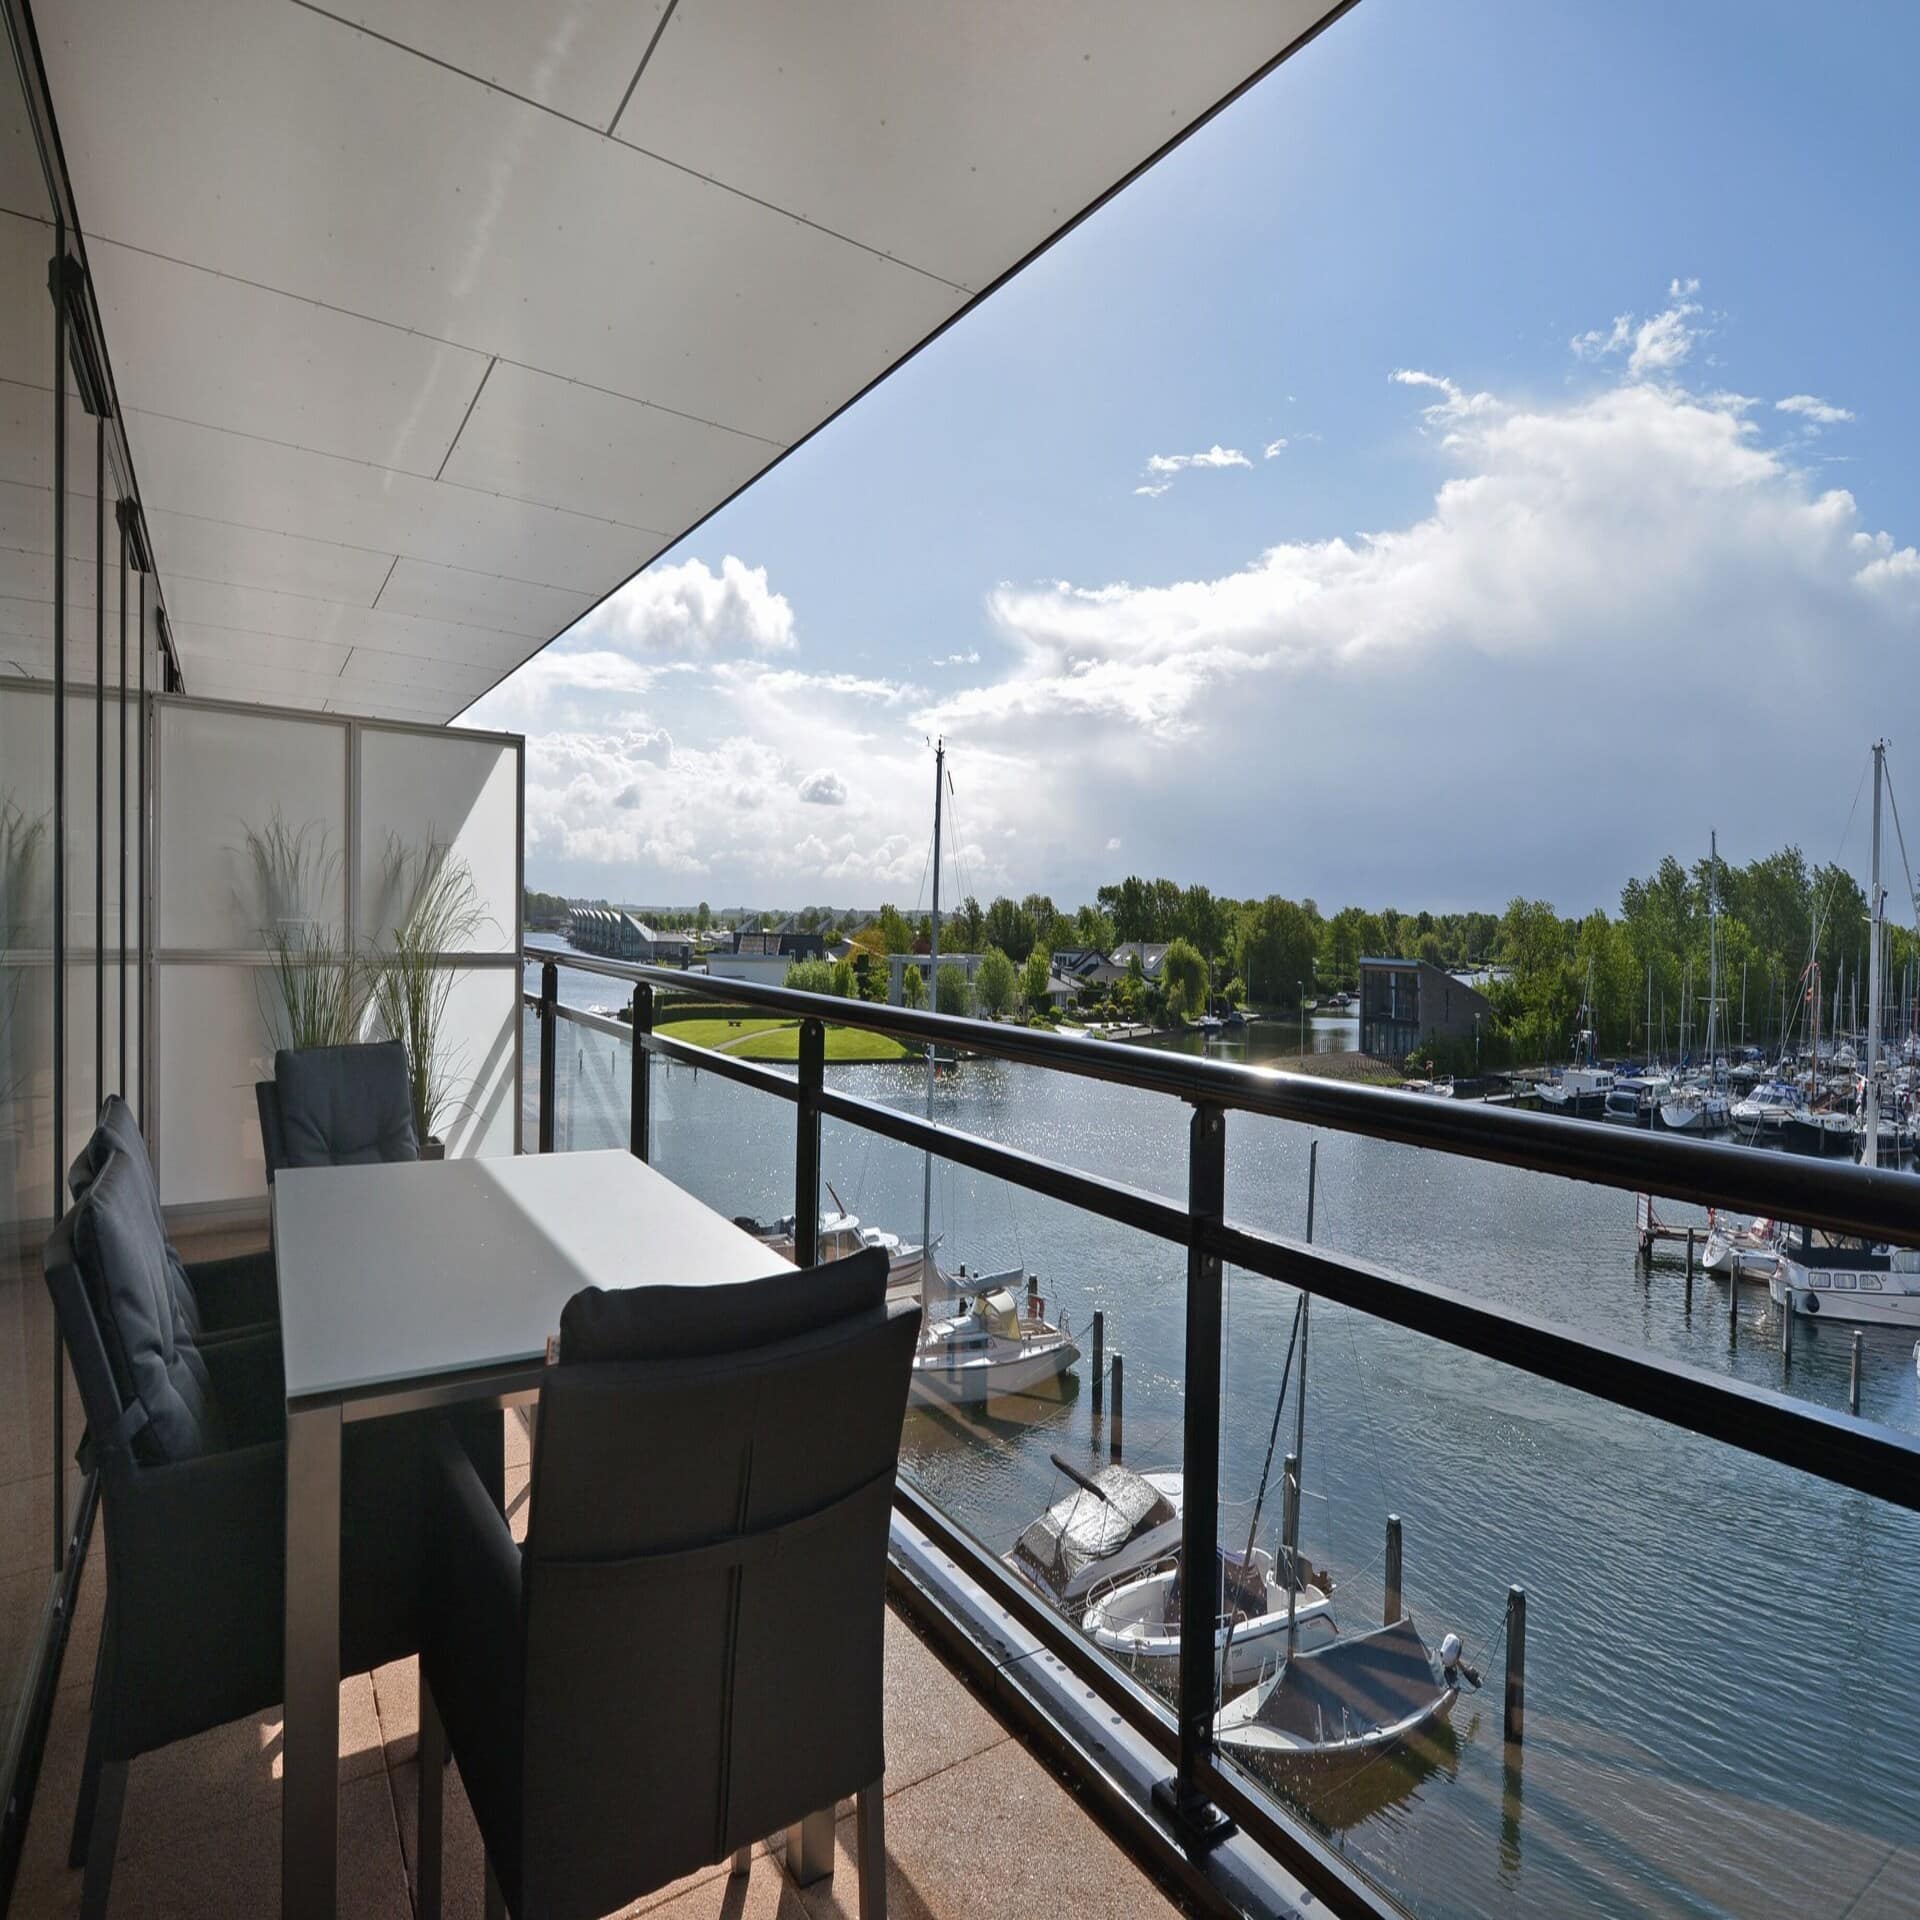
[907,741,1080,1404]
[1080,1150,1340,1686]
[1538,962,1613,1119]
[1776,743,1920,1329]
[1659,838,1730,1133]
[1212,1146,1475,1772]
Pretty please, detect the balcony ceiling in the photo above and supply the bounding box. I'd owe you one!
[36,0,1342,723]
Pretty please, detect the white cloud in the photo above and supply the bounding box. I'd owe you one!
[1106,836,1122,851]
[1778,393,1855,425]
[585,554,796,656]
[1263,439,1288,459]
[1571,315,1631,360]
[1390,368,1499,428]
[1669,276,1701,299]
[932,650,981,666]
[1134,481,1172,499]
[1146,445,1253,475]
[797,769,848,806]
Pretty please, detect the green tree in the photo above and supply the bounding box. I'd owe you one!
[975,947,1017,1018]
[1098,876,1162,942]
[983,895,1037,962]
[1161,936,1206,1021]
[900,962,928,1010]
[1020,945,1053,1016]
[935,962,971,1017]
[1237,896,1318,1006]
[785,958,835,994]
[830,956,857,998]
[950,896,985,951]
[1071,901,1116,952]
[875,903,916,954]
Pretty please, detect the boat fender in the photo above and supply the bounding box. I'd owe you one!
[1802,1292,1819,1314]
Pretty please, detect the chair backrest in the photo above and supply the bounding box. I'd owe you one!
[516,1249,918,1916]
[272,1040,418,1169]
[255,1080,290,1185]
[44,1150,223,1470]
[67,1095,206,1339]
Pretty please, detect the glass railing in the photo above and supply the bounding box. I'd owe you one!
[523,947,1920,1919]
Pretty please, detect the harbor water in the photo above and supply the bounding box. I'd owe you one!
[530,965,1920,1920]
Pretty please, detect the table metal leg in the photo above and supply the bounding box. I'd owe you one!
[284,1400,341,1920]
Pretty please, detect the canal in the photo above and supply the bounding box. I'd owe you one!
[531,965,1920,1920]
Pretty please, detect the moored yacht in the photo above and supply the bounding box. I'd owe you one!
[1771,1226,1920,1328]
[1730,1079,1797,1136]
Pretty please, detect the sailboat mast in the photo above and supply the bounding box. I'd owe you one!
[1706,831,1719,1079]
[1865,741,1885,1168]
[1285,1143,1315,1662]
[920,740,944,1316]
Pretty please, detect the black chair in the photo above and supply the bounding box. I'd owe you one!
[67,1094,278,1336]
[44,1148,502,1919]
[256,1037,418,1185]
[417,1246,919,1920]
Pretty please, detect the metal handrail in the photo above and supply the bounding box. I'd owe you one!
[522,941,1920,1911]
[526,943,1920,1242]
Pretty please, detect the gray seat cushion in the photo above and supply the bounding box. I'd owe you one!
[559,1245,886,1363]
[67,1095,204,1342]
[69,1151,223,1464]
[274,1040,419,1169]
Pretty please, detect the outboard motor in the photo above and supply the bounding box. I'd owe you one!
[1440,1631,1482,1689]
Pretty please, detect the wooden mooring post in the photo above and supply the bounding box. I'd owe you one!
[1504,1585,1527,1746]
[1685,1227,1695,1290]
[1109,1353,1124,1462]
[1780,1293,1794,1365]
[1384,1514,1403,1624]
[1090,1311,1105,1411]
[1850,1330,1863,1415]
[1728,1255,1739,1346]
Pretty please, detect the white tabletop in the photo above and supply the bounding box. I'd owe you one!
[273,1149,790,1402]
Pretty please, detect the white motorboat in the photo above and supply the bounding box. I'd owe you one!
[909,1277,1079,1404]
[1701,1214,1780,1284]
[740,1203,935,1301]
[1006,1459,1185,1611]
[1730,1080,1797,1135]
[1772,1230,1920,1328]
[1082,1543,1337,1688]
[1214,1617,1471,1779]
[1658,1085,1730,1133]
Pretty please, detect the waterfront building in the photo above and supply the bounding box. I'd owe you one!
[1358,955,1496,1061]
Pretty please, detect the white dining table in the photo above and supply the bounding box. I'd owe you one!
[273,1148,790,1920]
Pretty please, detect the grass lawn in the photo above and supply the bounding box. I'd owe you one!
[660,1015,913,1064]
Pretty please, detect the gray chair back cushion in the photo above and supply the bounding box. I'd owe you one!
[68,1151,222,1464]
[521,1247,916,1916]
[256,1080,291,1184]
[274,1040,419,1168]
[67,1095,203,1341]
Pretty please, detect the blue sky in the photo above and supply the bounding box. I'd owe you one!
[470,0,1920,915]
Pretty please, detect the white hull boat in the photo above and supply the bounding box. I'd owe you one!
[1082,1547,1337,1688]
[1773,1253,1920,1328]
[1006,1462,1185,1611]
[909,1277,1079,1405]
[1214,1616,1469,1779]
[1701,1215,1780,1285]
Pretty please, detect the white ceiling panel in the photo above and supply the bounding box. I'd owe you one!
[145,509,396,609]
[123,411,643,588]
[337,0,671,131]
[38,0,1343,721]
[161,574,531,673]
[439,360,778,532]
[376,555,592,641]
[42,2,962,442]
[625,0,1333,293]
[89,238,492,477]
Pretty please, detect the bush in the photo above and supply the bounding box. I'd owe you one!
[785,959,837,995]
[935,962,971,1017]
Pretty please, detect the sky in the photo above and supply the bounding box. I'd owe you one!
[465,0,1920,920]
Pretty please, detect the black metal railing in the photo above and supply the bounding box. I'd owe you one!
[524,944,1920,1915]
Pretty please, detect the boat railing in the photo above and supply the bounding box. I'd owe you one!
[523,942,1920,1920]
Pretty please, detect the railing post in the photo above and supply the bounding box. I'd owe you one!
[630,981,652,1162]
[794,1016,825,1267]
[537,959,557,1155]
[1154,1098,1231,1842]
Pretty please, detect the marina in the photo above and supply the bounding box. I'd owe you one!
[530,963,1920,1920]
